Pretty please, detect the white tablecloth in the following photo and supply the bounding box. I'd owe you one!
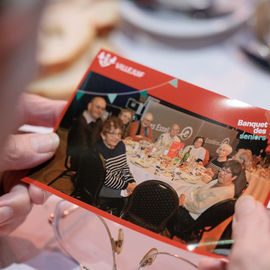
[128,158,199,196]
[2,195,204,270]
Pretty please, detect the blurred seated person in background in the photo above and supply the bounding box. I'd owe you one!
[155,123,181,150]
[96,117,136,199]
[125,112,154,142]
[206,143,232,179]
[68,96,106,170]
[232,148,253,170]
[118,108,134,138]
[231,148,252,197]
[182,136,206,162]
[167,160,242,242]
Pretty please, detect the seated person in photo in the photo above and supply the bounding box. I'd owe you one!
[155,123,181,150]
[68,96,106,170]
[125,112,154,142]
[118,108,134,138]
[232,148,253,170]
[231,149,253,197]
[167,160,243,242]
[206,143,233,179]
[96,117,136,199]
[182,136,206,162]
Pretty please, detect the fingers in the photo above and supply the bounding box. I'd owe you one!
[16,93,66,127]
[29,184,50,205]
[229,195,270,269]
[0,184,32,236]
[0,132,60,171]
[198,258,227,270]
[2,171,50,205]
[232,195,269,241]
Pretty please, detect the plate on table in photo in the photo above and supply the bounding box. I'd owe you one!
[161,171,173,178]
[120,0,254,39]
[124,139,138,147]
[131,158,150,168]
[180,172,199,184]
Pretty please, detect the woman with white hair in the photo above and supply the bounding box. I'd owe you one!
[206,143,233,178]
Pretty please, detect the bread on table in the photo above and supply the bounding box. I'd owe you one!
[27,0,120,100]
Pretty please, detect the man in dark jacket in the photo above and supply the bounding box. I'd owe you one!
[68,96,106,170]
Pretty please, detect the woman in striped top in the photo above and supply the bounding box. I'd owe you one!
[97,117,136,198]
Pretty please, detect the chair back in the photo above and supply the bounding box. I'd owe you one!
[74,148,106,206]
[183,198,236,242]
[121,180,179,233]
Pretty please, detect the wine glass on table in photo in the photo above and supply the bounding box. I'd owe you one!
[139,140,147,159]
[186,156,197,174]
[154,160,161,175]
[148,146,158,158]
[171,167,180,181]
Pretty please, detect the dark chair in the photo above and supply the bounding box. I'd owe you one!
[170,198,236,243]
[47,154,75,186]
[214,220,233,252]
[71,148,106,206]
[47,128,79,187]
[70,147,125,217]
[121,180,179,233]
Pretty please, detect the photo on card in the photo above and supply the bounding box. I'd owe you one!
[25,50,270,256]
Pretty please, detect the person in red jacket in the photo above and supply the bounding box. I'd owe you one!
[125,112,154,142]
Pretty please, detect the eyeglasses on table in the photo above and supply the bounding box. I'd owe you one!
[48,200,228,270]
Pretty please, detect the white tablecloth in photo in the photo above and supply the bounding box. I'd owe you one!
[127,158,199,196]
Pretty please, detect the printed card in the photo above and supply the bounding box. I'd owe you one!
[24,50,270,257]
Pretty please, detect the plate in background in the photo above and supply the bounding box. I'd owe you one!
[120,0,254,39]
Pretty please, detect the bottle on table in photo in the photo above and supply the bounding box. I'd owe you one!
[187,155,197,174]
[178,148,185,161]
[180,147,191,165]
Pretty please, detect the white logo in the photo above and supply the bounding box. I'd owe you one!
[221,138,230,145]
[98,51,117,67]
[180,127,193,141]
[97,51,145,78]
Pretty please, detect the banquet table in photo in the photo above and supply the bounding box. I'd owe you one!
[125,146,207,196]
[125,141,270,204]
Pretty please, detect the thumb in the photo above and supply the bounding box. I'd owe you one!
[0,133,59,171]
[232,195,267,240]
[231,195,270,252]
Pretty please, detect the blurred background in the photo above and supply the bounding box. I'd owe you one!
[27,0,270,111]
